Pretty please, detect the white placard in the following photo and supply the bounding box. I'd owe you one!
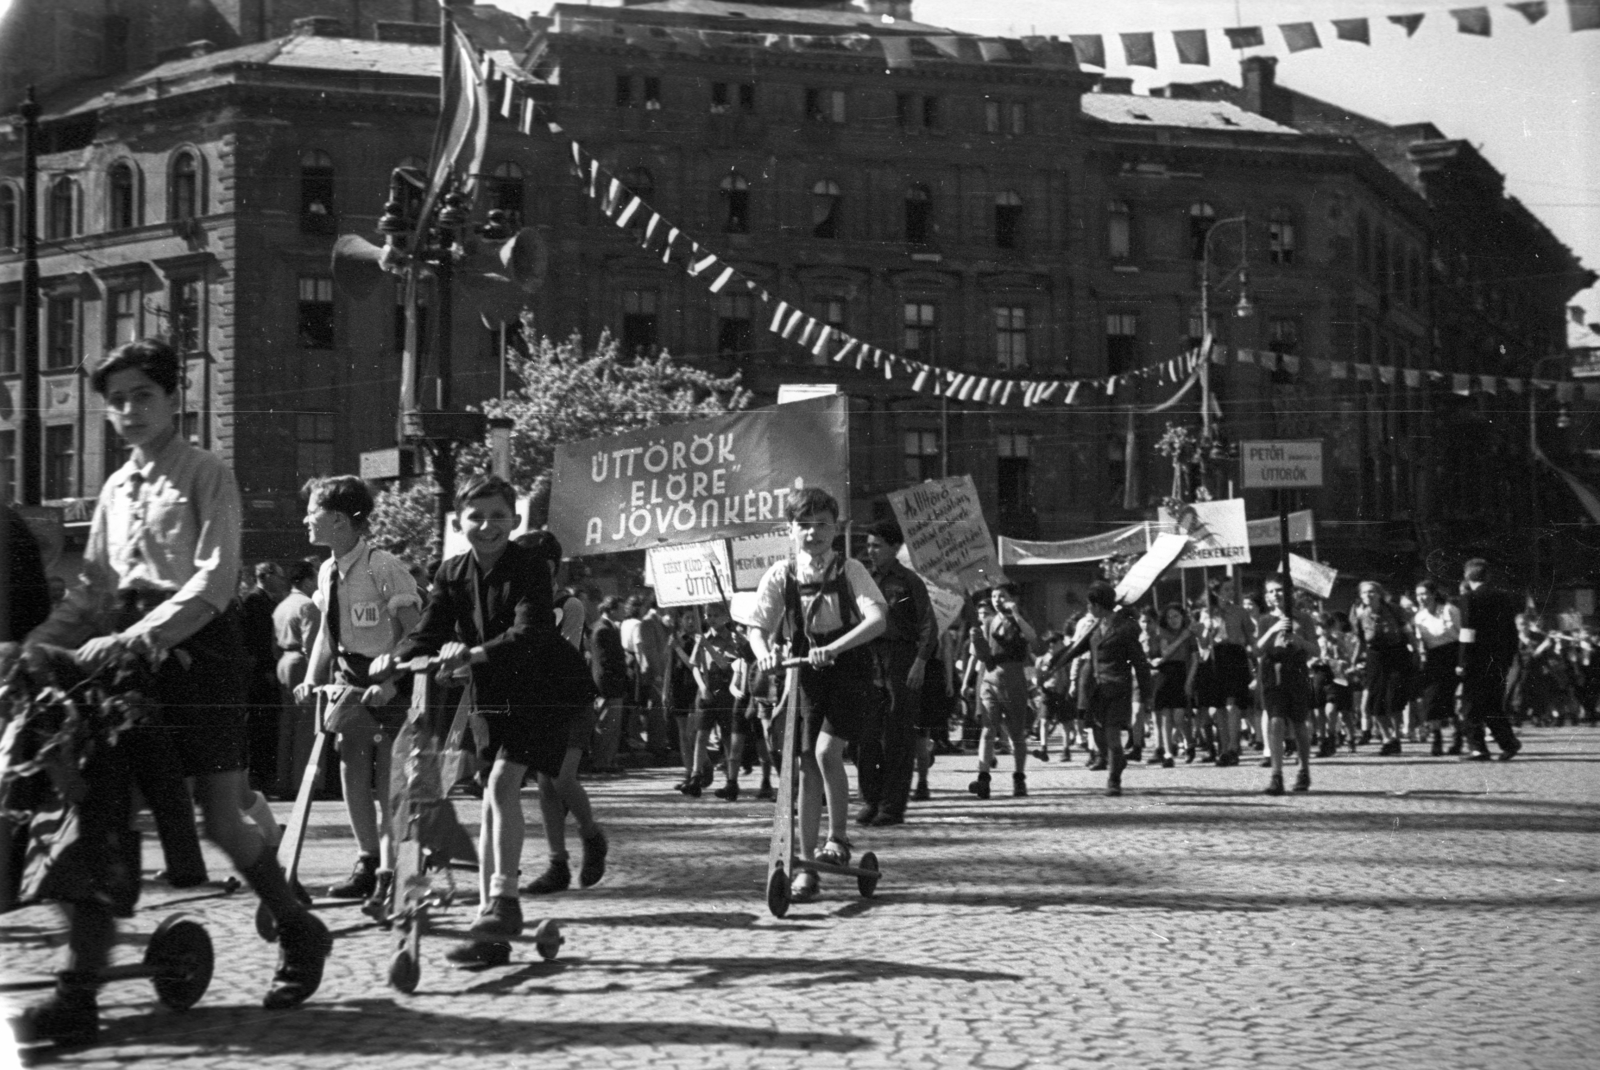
[1157,498,1251,570]
[1289,552,1338,600]
[646,540,734,608]
[1239,440,1325,490]
[730,530,791,591]
[1115,533,1190,605]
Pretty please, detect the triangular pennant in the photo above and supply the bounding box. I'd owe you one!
[1452,7,1492,34]
[924,36,966,60]
[1280,22,1322,51]
[1389,13,1426,35]
[690,251,719,277]
[835,338,859,364]
[500,76,518,118]
[1333,18,1371,43]
[1000,381,1015,406]
[977,39,1012,62]
[1173,29,1210,64]
[796,319,817,348]
[1584,383,1600,401]
[1558,382,1580,402]
[1223,25,1266,48]
[1378,364,1395,384]
[1503,377,1525,395]
[604,177,624,215]
[1404,369,1422,387]
[1044,382,1065,404]
[1569,0,1600,30]
[1280,354,1301,375]
[1237,349,1257,365]
[911,368,930,393]
[614,196,642,228]
[1354,363,1375,381]
[811,326,834,358]
[1311,358,1332,376]
[570,141,583,168]
[1508,2,1548,23]
[768,302,791,333]
[520,98,538,134]
[1121,32,1158,67]
[661,227,680,264]
[959,377,981,402]
[1452,374,1473,395]
[708,266,736,294]
[1105,376,1118,396]
[881,36,916,68]
[1478,374,1498,394]
[782,309,805,339]
[1330,361,1349,380]
[1070,34,1106,67]
[643,212,662,243]
[588,158,600,200]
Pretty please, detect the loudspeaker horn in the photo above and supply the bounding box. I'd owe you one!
[330,235,391,300]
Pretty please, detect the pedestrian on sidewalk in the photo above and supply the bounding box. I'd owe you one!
[7,340,332,1048]
[747,487,886,904]
[1411,579,1462,756]
[295,476,421,911]
[1456,558,1523,761]
[969,586,1038,799]
[1350,581,1412,755]
[857,519,936,825]
[1255,581,1318,795]
[1048,581,1151,796]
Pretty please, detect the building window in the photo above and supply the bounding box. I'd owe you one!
[905,184,932,244]
[994,306,1028,370]
[716,293,753,358]
[170,152,199,221]
[487,161,525,228]
[180,411,202,447]
[1189,201,1215,260]
[922,96,941,129]
[1268,317,1300,355]
[43,424,75,500]
[720,172,749,233]
[1408,252,1424,310]
[811,179,840,239]
[1375,228,1390,295]
[0,303,16,374]
[903,301,937,357]
[997,433,1033,516]
[1355,214,1372,281]
[896,93,913,127]
[1268,208,1295,265]
[644,76,662,110]
[615,74,633,108]
[45,295,78,370]
[0,185,15,247]
[805,88,845,123]
[985,99,1002,134]
[994,191,1022,250]
[47,176,78,240]
[298,275,335,350]
[1107,200,1131,260]
[988,100,1027,134]
[903,430,941,483]
[108,289,139,347]
[711,82,754,114]
[296,412,335,479]
[1390,243,1405,303]
[0,430,14,502]
[108,163,137,230]
[1009,101,1028,135]
[170,278,202,353]
[621,290,658,355]
[300,149,335,235]
[1106,312,1139,375]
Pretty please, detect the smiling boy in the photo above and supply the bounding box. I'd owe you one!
[9,340,331,1047]
[375,475,572,962]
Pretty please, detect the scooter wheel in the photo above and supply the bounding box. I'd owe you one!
[147,914,214,1011]
[857,852,880,898]
[766,864,790,918]
[533,919,563,961]
[388,948,420,994]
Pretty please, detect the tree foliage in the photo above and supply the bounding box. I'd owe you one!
[367,331,751,566]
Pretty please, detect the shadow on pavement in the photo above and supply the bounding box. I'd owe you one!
[91,1001,870,1057]
[907,887,1600,914]
[655,955,1023,988]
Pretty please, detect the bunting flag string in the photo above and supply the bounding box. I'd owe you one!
[467,39,1595,412]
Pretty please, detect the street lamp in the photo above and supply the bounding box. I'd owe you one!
[1199,214,1254,438]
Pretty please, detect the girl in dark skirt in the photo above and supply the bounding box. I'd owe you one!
[1410,580,1462,755]
[1150,604,1197,766]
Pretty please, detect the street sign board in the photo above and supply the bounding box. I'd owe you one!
[1239,440,1324,490]
[359,447,414,482]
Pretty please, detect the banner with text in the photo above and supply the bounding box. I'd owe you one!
[1289,552,1339,600]
[730,531,793,591]
[887,475,1006,594]
[1245,509,1315,548]
[999,523,1151,566]
[550,394,848,557]
[1157,498,1251,569]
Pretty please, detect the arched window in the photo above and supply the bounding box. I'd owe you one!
[0,185,16,248]
[46,176,78,239]
[1268,206,1295,265]
[1189,201,1215,260]
[107,163,137,230]
[300,149,335,234]
[720,172,749,234]
[994,190,1022,250]
[811,179,840,239]
[1107,199,1131,260]
[904,184,932,245]
[170,151,199,222]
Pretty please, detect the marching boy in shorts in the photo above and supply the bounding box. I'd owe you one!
[294,476,422,908]
[372,476,576,962]
[6,340,331,1046]
[748,487,886,902]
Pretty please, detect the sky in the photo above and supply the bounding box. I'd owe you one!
[498,0,1600,329]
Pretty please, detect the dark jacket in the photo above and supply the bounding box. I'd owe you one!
[869,558,937,661]
[1052,608,1152,699]
[1458,583,1520,677]
[395,542,593,716]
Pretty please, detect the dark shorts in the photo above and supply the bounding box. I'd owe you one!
[472,707,573,778]
[597,670,629,702]
[1311,674,1353,713]
[143,611,250,777]
[330,659,412,737]
[1263,685,1313,721]
[796,649,879,747]
[1195,643,1253,710]
[1153,661,1190,710]
[565,702,599,753]
[695,687,737,736]
[979,663,1032,736]
[1089,686,1133,733]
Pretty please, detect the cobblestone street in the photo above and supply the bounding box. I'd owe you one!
[4,726,1596,1070]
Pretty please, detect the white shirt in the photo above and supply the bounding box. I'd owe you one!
[1413,602,1462,650]
[313,540,421,659]
[748,551,885,638]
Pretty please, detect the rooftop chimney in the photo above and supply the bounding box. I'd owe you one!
[1096,77,1134,95]
[1241,56,1277,117]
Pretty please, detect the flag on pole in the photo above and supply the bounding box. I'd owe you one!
[1280,22,1323,51]
[1121,32,1158,67]
[1451,7,1492,35]
[416,22,492,241]
[1508,2,1548,23]
[1070,35,1106,66]
[1333,18,1371,42]
[1174,29,1210,64]
[1389,13,1426,35]
[1224,26,1265,47]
